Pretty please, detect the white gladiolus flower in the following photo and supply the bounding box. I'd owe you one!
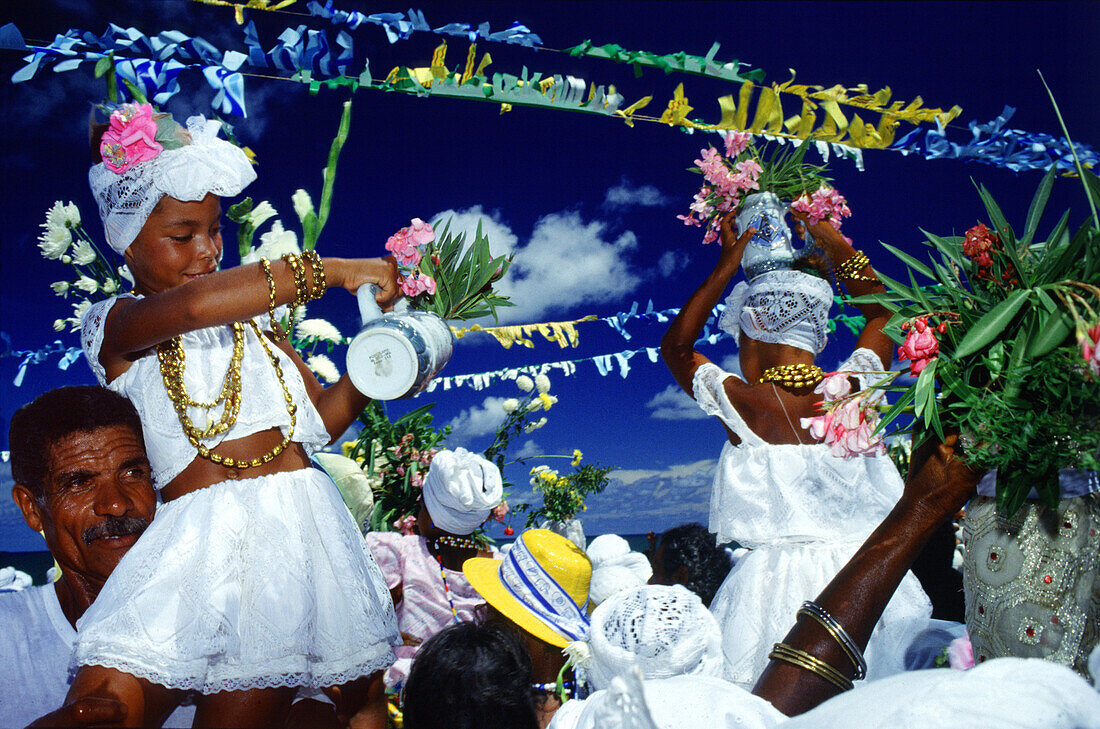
[101,279,119,294]
[73,276,99,293]
[45,201,81,229]
[307,353,341,384]
[535,374,551,393]
[50,281,70,296]
[516,375,534,392]
[296,318,343,343]
[37,226,72,259]
[118,265,134,285]
[67,300,91,331]
[524,417,548,433]
[53,319,66,331]
[526,399,543,412]
[243,221,301,264]
[563,641,592,669]
[502,398,519,413]
[70,239,96,266]
[292,189,314,220]
[248,201,277,227]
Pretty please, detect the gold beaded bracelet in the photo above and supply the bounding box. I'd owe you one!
[759,363,824,389]
[258,257,290,341]
[282,252,310,309]
[301,250,327,301]
[835,252,878,283]
[768,643,854,691]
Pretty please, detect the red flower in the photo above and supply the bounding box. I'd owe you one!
[503,526,514,536]
[898,317,940,376]
[963,224,999,270]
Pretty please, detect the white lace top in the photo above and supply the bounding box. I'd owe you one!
[693,349,904,548]
[80,294,331,489]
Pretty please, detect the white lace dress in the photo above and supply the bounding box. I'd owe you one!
[695,354,931,687]
[73,295,399,693]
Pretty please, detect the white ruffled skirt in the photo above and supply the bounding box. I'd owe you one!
[709,541,932,687]
[73,468,399,693]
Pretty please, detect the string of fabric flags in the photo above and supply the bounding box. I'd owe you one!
[3,9,1094,173]
[0,332,84,388]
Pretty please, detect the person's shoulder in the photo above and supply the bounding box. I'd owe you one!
[0,584,63,654]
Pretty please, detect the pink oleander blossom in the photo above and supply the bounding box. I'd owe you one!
[393,513,418,535]
[399,273,437,297]
[490,502,510,523]
[800,394,885,458]
[723,131,751,158]
[100,103,163,173]
[1079,323,1100,376]
[963,224,998,269]
[385,229,422,266]
[815,371,852,400]
[947,631,975,670]
[898,318,940,376]
[409,471,424,490]
[407,218,435,247]
[790,186,851,230]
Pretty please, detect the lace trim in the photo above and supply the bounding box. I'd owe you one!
[691,363,762,446]
[76,645,395,693]
[80,294,137,386]
[718,270,833,355]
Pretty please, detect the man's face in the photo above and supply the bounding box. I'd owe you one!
[13,425,156,587]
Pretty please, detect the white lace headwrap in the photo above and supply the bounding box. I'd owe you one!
[718,269,833,355]
[586,584,725,691]
[89,115,256,253]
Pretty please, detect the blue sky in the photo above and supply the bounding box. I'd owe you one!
[2,1,1098,550]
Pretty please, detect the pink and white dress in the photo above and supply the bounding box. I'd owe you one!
[366,532,488,689]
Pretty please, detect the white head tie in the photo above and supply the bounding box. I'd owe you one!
[586,584,725,691]
[586,534,653,606]
[422,447,503,535]
[718,269,833,355]
[89,115,256,254]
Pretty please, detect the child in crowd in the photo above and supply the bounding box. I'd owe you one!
[68,103,400,726]
[366,448,502,690]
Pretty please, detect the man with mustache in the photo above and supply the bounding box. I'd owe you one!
[1,386,181,727]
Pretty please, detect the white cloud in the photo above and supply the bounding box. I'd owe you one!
[444,396,508,446]
[657,250,685,278]
[603,178,669,209]
[580,458,717,535]
[430,207,643,323]
[513,439,544,460]
[646,384,708,421]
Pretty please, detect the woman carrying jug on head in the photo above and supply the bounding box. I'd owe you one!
[660,210,932,688]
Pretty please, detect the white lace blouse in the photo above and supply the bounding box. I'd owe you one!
[693,349,905,548]
[80,295,331,489]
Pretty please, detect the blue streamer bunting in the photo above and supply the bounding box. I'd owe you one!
[306,2,543,47]
[0,332,84,387]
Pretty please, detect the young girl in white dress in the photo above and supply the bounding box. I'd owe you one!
[661,211,931,688]
[67,104,400,726]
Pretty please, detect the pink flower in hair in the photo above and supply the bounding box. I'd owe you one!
[100,103,163,173]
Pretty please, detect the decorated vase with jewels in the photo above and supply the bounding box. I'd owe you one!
[346,284,455,400]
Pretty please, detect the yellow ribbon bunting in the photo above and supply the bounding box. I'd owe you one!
[450,315,597,349]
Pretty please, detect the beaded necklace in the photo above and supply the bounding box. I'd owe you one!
[759,362,824,389]
[432,535,477,624]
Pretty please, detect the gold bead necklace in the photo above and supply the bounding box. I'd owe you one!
[157,320,298,469]
[759,363,824,389]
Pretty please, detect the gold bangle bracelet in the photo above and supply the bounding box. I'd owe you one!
[835,252,878,283]
[768,643,854,692]
[258,257,289,341]
[282,253,309,309]
[301,250,327,301]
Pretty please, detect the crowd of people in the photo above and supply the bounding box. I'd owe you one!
[2,101,1099,728]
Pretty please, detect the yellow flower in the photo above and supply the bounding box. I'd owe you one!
[538,392,554,410]
[571,449,583,467]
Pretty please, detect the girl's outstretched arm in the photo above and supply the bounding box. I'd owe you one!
[98,256,398,382]
[274,337,371,444]
[660,213,754,396]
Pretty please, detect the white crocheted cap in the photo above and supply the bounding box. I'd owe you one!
[587,584,724,691]
[718,269,833,355]
[89,115,257,254]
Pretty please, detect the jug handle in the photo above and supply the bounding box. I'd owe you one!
[357,284,410,323]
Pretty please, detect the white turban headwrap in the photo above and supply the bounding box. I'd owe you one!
[586,534,653,606]
[422,448,503,535]
[717,269,833,355]
[89,115,256,254]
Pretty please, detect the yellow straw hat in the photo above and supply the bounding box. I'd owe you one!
[464,529,592,649]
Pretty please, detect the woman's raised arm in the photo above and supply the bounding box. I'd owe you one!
[661,214,755,396]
